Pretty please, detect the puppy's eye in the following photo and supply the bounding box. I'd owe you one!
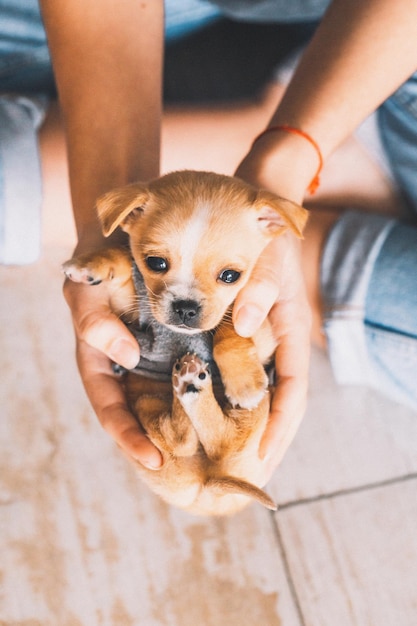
[146,256,168,273]
[218,269,241,284]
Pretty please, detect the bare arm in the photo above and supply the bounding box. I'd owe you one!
[41,0,163,249]
[239,0,417,200]
[40,0,165,468]
[236,0,417,470]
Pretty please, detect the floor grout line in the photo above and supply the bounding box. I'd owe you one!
[276,471,417,512]
[269,512,307,626]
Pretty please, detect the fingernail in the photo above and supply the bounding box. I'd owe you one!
[235,304,264,337]
[258,434,271,461]
[142,457,163,470]
[109,338,139,370]
[134,450,163,470]
[259,447,269,461]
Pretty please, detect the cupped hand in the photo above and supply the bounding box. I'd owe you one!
[233,227,312,478]
[234,138,313,476]
[63,277,163,470]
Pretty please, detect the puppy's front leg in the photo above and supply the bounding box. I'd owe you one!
[213,323,269,410]
[62,247,136,321]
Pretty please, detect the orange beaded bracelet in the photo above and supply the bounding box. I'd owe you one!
[252,124,323,194]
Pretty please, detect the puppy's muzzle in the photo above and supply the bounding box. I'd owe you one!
[170,299,202,329]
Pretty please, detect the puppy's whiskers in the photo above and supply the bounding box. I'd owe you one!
[119,294,146,320]
[145,284,160,298]
[220,311,234,327]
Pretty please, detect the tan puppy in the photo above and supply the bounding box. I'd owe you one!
[63,170,307,516]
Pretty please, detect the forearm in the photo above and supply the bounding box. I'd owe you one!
[40,0,164,251]
[274,0,417,153]
[238,0,417,202]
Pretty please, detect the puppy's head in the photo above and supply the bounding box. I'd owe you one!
[97,170,307,332]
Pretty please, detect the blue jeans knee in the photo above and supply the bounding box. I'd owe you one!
[364,221,417,409]
[322,211,417,411]
[0,0,54,94]
[378,70,417,216]
[0,0,222,93]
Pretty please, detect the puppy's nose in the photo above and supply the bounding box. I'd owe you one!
[172,299,201,327]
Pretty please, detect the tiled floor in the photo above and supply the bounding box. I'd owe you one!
[1,103,416,625]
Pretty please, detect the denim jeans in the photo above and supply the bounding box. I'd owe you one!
[322,211,417,410]
[0,0,52,264]
[1,0,417,409]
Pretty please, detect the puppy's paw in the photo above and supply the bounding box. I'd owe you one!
[223,364,269,410]
[62,249,128,285]
[173,354,211,399]
[62,258,108,285]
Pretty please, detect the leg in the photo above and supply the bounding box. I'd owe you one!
[164,0,221,42]
[135,392,199,458]
[301,209,339,348]
[172,353,235,460]
[379,70,417,216]
[363,221,417,408]
[212,323,269,409]
[62,247,133,286]
[303,207,417,410]
[0,0,56,265]
[62,247,136,320]
[0,94,48,264]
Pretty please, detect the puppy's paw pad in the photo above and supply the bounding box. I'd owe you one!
[173,354,211,397]
[62,260,103,285]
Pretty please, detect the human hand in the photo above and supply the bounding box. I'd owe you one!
[233,232,311,477]
[235,141,313,477]
[63,277,163,470]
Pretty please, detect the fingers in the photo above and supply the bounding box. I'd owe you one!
[81,313,140,370]
[261,373,308,463]
[232,233,312,474]
[77,339,163,469]
[64,279,163,469]
[64,279,139,369]
[233,238,284,337]
[260,296,312,476]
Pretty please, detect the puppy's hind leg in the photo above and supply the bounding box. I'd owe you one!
[172,354,232,461]
[136,393,199,458]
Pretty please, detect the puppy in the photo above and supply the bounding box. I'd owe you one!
[63,170,307,516]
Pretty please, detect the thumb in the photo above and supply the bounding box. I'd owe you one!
[82,313,140,370]
[233,244,282,337]
[65,280,140,369]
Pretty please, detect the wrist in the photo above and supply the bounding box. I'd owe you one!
[253,125,323,194]
[237,128,323,204]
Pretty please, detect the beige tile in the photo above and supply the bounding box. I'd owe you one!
[270,347,417,505]
[276,479,417,626]
[0,251,301,626]
[2,215,415,626]
[3,99,413,626]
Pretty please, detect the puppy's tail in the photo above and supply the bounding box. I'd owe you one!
[205,476,277,511]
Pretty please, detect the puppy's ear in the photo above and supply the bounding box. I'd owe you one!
[255,191,308,238]
[96,183,150,236]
